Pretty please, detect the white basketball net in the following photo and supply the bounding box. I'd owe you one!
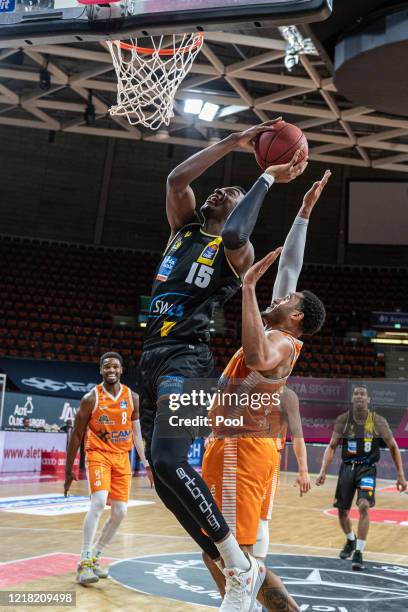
[107,33,203,130]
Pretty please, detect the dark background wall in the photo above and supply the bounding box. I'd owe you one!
[1,125,408,266]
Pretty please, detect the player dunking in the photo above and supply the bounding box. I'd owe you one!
[138,121,307,611]
[64,352,153,584]
[316,385,407,570]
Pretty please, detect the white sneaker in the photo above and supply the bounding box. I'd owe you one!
[219,554,265,611]
[76,559,99,585]
[91,556,109,579]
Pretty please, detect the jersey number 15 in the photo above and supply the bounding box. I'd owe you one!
[185,263,214,288]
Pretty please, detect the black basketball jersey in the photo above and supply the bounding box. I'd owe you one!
[143,223,241,348]
[341,409,381,464]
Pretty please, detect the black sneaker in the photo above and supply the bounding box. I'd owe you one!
[339,538,356,559]
[351,550,365,571]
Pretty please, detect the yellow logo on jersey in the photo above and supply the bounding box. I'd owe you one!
[161,321,176,337]
[184,231,192,238]
[197,237,222,266]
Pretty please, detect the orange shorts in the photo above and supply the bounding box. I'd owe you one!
[261,450,281,520]
[202,437,280,545]
[86,449,131,502]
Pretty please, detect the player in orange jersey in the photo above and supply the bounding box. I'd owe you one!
[202,172,330,610]
[64,352,154,585]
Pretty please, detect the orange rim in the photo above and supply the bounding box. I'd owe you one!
[117,33,203,56]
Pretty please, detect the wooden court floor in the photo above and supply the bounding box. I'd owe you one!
[0,471,407,611]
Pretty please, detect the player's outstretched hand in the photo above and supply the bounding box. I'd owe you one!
[234,118,283,151]
[146,466,155,488]
[64,471,77,497]
[265,147,308,183]
[396,474,407,492]
[295,471,311,497]
[243,247,283,288]
[315,472,326,487]
[302,169,331,215]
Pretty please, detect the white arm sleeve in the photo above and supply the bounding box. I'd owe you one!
[272,216,309,300]
[132,419,149,468]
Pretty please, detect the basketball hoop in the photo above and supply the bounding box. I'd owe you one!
[106,33,204,130]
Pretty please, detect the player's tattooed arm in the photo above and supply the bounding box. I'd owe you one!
[64,390,95,496]
[316,412,347,486]
[375,414,407,491]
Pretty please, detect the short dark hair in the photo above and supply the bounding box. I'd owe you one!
[100,352,123,368]
[298,290,326,335]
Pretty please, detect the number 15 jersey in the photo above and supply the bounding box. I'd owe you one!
[143,223,241,348]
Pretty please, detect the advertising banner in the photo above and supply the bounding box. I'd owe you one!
[0,431,66,472]
[1,392,79,429]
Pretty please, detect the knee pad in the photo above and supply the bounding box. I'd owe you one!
[253,519,269,559]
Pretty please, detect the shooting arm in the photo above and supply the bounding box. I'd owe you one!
[65,393,94,474]
[166,134,239,234]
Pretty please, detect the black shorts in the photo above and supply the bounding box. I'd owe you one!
[138,342,214,455]
[334,462,377,510]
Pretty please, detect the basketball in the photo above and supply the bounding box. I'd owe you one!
[254,121,308,170]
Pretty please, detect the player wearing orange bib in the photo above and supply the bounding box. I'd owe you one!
[64,352,153,585]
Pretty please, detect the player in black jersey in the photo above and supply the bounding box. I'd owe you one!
[316,386,407,571]
[139,120,308,611]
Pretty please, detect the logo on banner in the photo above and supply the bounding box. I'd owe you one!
[21,377,95,394]
[14,396,34,416]
[0,0,16,13]
[59,402,78,422]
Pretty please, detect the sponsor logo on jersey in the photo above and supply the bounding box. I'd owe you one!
[161,321,177,337]
[98,414,114,425]
[197,237,222,266]
[120,400,128,409]
[184,231,192,238]
[97,430,111,442]
[111,430,131,443]
[99,405,107,411]
[156,256,177,282]
[149,292,190,319]
[347,439,357,454]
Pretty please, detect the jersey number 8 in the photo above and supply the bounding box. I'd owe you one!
[122,411,127,425]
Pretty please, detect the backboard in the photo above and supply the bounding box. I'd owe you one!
[0,0,333,48]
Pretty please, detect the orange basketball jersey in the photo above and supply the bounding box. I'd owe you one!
[210,330,302,439]
[85,383,134,454]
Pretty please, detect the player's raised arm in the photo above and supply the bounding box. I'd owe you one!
[131,391,154,488]
[280,388,311,496]
[272,170,331,300]
[316,412,347,486]
[166,119,283,236]
[64,391,94,496]
[241,248,292,371]
[374,414,407,492]
[222,150,308,276]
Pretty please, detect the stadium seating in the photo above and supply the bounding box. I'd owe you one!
[0,236,400,377]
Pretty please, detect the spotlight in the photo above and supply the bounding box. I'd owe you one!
[184,98,203,114]
[84,90,96,126]
[198,102,219,122]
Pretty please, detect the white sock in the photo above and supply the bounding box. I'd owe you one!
[347,531,356,541]
[356,539,366,552]
[94,500,127,554]
[81,490,108,561]
[214,558,223,572]
[215,533,250,571]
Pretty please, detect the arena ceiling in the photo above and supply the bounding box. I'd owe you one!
[1,2,408,174]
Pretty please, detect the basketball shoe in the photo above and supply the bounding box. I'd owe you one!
[339,537,356,559]
[76,559,99,584]
[219,554,265,611]
[91,556,109,578]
